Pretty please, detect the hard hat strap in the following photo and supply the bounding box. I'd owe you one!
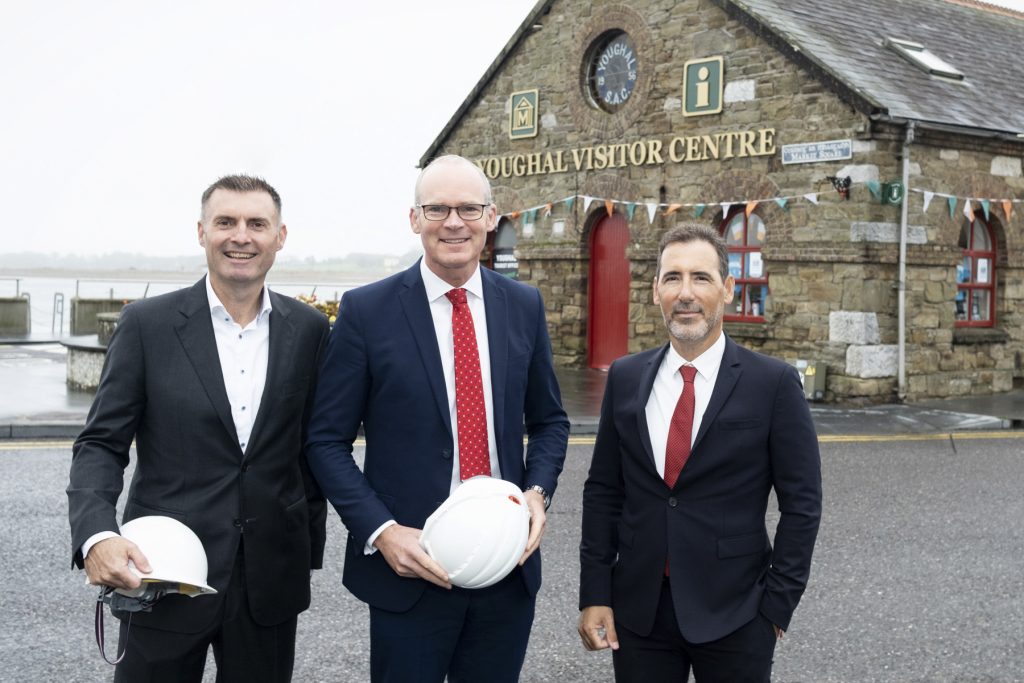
[94,585,164,666]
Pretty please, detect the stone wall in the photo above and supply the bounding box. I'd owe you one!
[439,0,1023,401]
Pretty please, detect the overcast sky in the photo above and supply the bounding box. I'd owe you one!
[3,0,1022,260]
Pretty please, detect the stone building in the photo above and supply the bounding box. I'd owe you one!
[420,0,1024,402]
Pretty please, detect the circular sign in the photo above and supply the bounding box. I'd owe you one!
[587,31,638,112]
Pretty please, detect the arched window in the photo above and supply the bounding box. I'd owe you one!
[955,216,996,327]
[720,208,767,322]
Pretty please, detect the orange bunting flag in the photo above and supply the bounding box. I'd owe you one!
[511,211,521,220]
[1003,200,1013,223]
[664,203,682,216]
[543,203,553,217]
[605,199,614,217]
[745,201,758,218]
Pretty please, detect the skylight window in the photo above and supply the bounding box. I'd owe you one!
[884,37,965,80]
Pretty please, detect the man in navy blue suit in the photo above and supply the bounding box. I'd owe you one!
[306,154,569,682]
[578,223,822,682]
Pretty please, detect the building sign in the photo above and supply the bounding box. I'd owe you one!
[508,89,539,140]
[682,56,724,117]
[781,139,852,165]
[493,251,519,279]
[475,127,775,179]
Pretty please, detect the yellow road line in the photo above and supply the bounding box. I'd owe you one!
[3,432,1021,452]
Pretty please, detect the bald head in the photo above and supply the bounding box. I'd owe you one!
[414,155,492,206]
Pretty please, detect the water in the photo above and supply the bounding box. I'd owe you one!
[0,274,366,339]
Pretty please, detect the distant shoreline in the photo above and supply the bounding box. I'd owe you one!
[0,266,388,285]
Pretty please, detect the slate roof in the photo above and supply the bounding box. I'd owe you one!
[717,0,1024,136]
[420,0,1024,165]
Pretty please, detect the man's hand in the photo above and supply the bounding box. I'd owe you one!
[578,605,619,651]
[518,489,547,565]
[374,524,451,589]
[84,536,151,590]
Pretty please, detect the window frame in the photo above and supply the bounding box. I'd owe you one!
[955,216,997,328]
[719,207,768,323]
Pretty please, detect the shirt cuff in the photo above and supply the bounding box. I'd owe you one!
[82,530,120,560]
[364,520,397,555]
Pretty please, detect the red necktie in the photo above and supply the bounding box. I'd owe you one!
[664,365,697,488]
[446,288,491,480]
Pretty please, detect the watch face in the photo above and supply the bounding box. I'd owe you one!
[587,31,638,112]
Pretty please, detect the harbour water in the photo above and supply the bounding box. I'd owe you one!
[0,272,368,339]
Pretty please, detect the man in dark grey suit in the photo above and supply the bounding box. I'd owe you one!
[67,175,328,682]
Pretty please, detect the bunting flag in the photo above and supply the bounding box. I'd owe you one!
[543,202,553,218]
[1003,200,1014,222]
[510,210,521,220]
[947,196,956,218]
[565,196,575,212]
[525,208,538,224]
[646,202,658,224]
[583,196,594,212]
[694,203,706,218]
[745,200,758,218]
[867,180,882,200]
[923,191,934,213]
[980,199,990,221]
[803,193,819,205]
[721,202,732,216]
[604,199,614,217]
[963,199,974,221]
[626,203,637,220]
[664,203,682,216]
[774,197,789,211]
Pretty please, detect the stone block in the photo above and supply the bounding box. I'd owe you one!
[724,80,755,103]
[835,164,879,184]
[991,156,1023,177]
[845,344,898,378]
[849,222,927,244]
[829,311,880,343]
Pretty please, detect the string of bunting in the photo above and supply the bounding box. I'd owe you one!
[496,179,1020,225]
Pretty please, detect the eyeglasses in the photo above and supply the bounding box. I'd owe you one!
[417,204,488,221]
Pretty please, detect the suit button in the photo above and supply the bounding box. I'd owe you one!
[441,449,452,460]
[668,497,678,507]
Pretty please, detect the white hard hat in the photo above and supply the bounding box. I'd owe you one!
[116,516,217,598]
[419,476,530,589]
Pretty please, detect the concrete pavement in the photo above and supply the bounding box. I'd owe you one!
[2,342,1023,439]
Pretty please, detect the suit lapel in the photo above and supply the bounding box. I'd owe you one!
[636,344,669,471]
[692,336,742,451]
[175,280,237,443]
[398,264,452,436]
[482,269,508,452]
[246,291,294,458]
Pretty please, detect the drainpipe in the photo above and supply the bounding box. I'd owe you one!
[897,121,915,401]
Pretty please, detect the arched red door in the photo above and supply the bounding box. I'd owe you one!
[588,213,630,369]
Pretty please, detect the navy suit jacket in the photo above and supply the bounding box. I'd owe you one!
[580,336,822,643]
[68,279,329,632]
[306,262,569,612]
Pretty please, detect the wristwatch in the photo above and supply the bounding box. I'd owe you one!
[526,484,550,510]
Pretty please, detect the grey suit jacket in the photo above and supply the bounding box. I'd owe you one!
[68,278,328,632]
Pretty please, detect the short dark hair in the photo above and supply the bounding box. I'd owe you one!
[200,175,282,221]
[657,223,730,282]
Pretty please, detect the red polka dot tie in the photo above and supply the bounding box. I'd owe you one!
[446,288,491,480]
[664,365,697,488]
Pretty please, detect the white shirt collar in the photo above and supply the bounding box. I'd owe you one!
[205,275,273,323]
[419,258,484,303]
[663,330,726,382]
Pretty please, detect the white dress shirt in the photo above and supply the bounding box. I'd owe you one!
[365,260,500,553]
[644,332,727,479]
[81,276,272,560]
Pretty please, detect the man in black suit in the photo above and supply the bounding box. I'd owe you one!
[67,175,328,682]
[578,223,822,682]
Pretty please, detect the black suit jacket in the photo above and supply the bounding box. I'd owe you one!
[580,336,822,643]
[306,262,569,612]
[68,278,329,633]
